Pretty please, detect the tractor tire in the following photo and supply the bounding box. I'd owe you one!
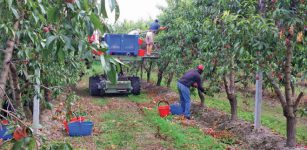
[129,77,141,95]
[89,76,101,96]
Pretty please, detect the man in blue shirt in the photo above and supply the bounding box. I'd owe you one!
[145,19,166,55]
[177,65,206,120]
[149,19,161,33]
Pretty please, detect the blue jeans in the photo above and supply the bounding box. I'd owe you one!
[177,82,191,118]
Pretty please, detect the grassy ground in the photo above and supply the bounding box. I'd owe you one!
[146,70,307,144]
[75,63,227,149]
[89,62,306,145]
[91,96,226,150]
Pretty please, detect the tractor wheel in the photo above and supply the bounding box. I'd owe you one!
[129,77,141,95]
[89,76,101,96]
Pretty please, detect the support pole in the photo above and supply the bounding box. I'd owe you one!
[254,71,263,129]
[32,68,42,134]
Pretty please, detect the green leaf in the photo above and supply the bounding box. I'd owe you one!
[7,0,12,8]
[46,36,57,47]
[101,0,108,18]
[82,0,89,11]
[12,139,24,150]
[109,0,116,12]
[32,12,39,23]
[107,64,117,84]
[46,102,53,110]
[62,143,73,150]
[89,13,106,33]
[85,17,94,34]
[63,35,72,50]
[47,7,58,23]
[114,0,120,22]
[78,41,83,52]
[57,49,65,64]
[39,4,46,14]
[100,55,108,73]
[11,7,20,19]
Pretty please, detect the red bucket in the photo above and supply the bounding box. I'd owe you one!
[138,49,145,57]
[158,100,170,117]
[138,39,143,45]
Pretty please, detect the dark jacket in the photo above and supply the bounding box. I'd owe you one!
[178,69,205,92]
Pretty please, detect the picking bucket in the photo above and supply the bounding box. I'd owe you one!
[138,39,143,45]
[63,117,85,134]
[0,125,13,140]
[158,100,170,117]
[138,49,145,57]
[170,103,183,115]
[68,121,93,137]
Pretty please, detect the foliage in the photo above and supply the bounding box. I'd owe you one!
[41,142,73,150]
[0,0,121,107]
[111,20,150,35]
[156,0,306,146]
[0,0,120,149]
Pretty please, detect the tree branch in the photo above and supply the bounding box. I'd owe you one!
[294,92,304,109]
[223,74,230,96]
[266,72,287,108]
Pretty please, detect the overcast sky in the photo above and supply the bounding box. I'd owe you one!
[106,0,167,23]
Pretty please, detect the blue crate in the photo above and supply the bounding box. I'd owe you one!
[105,34,139,56]
[0,125,13,140]
[170,103,183,115]
[68,121,93,137]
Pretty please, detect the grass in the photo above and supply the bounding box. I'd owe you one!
[92,97,109,106]
[143,110,226,150]
[90,87,226,149]
[127,93,149,103]
[93,99,172,150]
[96,109,138,149]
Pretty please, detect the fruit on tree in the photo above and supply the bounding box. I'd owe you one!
[65,0,75,3]
[288,25,294,37]
[43,27,50,33]
[6,41,14,48]
[286,38,291,47]
[256,74,259,80]
[296,31,303,43]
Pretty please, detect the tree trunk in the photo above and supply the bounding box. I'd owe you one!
[286,116,296,147]
[156,70,163,86]
[9,63,22,110]
[198,89,205,107]
[0,40,15,105]
[0,20,19,105]
[166,72,174,88]
[223,74,238,121]
[156,61,169,86]
[290,81,295,97]
[146,61,153,83]
[44,89,52,102]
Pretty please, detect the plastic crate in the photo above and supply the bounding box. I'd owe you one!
[170,103,183,115]
[63,117,85,134]
[68,121,93,137]
[105,34,139,56]
[0,125,13,140]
